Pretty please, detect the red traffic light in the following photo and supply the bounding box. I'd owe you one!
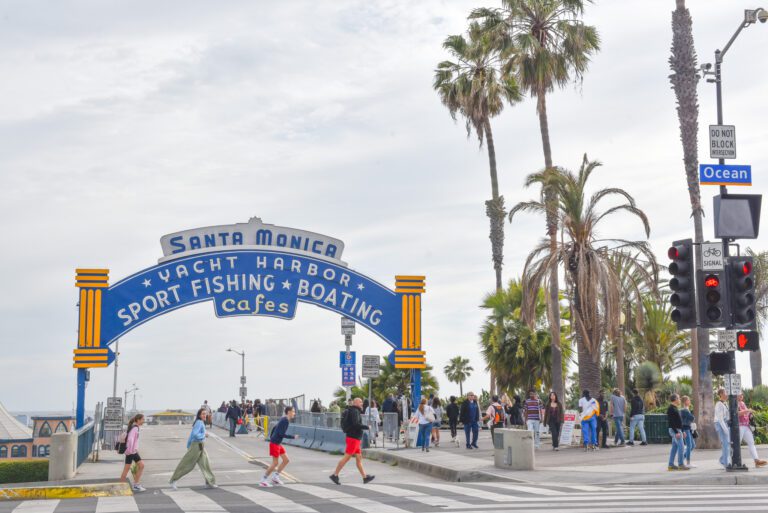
[743,261,753,276]
[668,247,679,259]
[704,275,720,288]
[736,331,759,352]
[668,244,688,260]
[738,333,748,349]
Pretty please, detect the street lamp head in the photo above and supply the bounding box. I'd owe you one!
[758,8,768,23]
[744,8,768,24]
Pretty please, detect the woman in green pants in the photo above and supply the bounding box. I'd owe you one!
[169,409,217,489]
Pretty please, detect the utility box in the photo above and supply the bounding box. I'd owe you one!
[493,428,535,470]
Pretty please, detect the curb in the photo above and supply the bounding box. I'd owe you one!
[614,473,768,486]
[0,482,132,501]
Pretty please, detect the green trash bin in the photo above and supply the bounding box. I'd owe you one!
[644,414,670,444]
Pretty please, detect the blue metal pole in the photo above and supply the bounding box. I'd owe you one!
[76,368,87,428]
[410,369,422,413]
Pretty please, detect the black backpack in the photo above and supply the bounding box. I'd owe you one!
[341,408,352,433]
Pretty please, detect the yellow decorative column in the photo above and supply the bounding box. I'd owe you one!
[73,269,110,369]
[394,275,426,369]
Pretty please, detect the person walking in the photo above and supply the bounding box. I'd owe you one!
[459,391,480,449]
[311,400,322,413]
[225,400,240,437]
[365,400,381,444]
[737,393,767,468]
[483,395,506,437]
[260,406,299,487]
[595,390,609,449]
[430,397,443,447]
[715,388,731,469]
[524,390,543,449]
[627,389,647,446]
[680,395,696,467]
[446,396,459,444]
[510,395,524,427]
[544,392,564,451]
[119,414,146,492]
[169,409,216,490]
[201,400,213,428]
[579,390,599,451]
[414,398,435,452]
[329,398,374,485]
[666,394,689,471]
[610,389,627,447]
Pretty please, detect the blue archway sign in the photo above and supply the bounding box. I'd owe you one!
[72,219,427,427]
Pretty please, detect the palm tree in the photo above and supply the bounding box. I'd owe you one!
[444,356,474,397]
[635,361,663,411]
[632,294,691,377]
[747,248,768,386]
[509,155,656,395]
[471,0,599,404]
[434,22,522,294]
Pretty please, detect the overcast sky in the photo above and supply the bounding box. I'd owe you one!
[1,0,766,413]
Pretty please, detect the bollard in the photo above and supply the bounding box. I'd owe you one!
[49,432,77,481]
[493,428,534,470]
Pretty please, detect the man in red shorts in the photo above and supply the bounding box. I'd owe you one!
[260,406,298,487]
[330,397,375,484]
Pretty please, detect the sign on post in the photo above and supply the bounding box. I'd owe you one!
[106,397,122,409]
[724,373,742,396]
[699,164,752,186]
[103,405,124,430]
[709,125,736,159]
[340,351,356,386]
[239,386,247,398]
[701,242,724,271]
[341,317,356,336]
[362,355,381,379]
[560,410,577,446]
[716,330,737,352]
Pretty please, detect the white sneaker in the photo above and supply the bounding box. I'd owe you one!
[271,474,284,486]
[259,480,273,488]
[132,484,147,493]
[205,483,218,489]
[169,480,178,491]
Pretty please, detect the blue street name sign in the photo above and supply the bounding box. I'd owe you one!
[699,164,752,186]
[339,351,356,366]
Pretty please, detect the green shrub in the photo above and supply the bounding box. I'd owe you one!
[745,385,768,406]
[0,459,48,484]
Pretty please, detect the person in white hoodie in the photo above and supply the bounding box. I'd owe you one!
[714,388,731,468]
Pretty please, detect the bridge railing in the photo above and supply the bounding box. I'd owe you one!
[76,421,96,467]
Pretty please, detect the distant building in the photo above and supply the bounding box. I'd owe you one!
[0,402,75,459]
[147,410,195,425]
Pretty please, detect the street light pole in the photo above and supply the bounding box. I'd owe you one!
[704,7,767,472]
[226,348,246,406]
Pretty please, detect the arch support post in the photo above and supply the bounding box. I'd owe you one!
[73,269,110,428]
[394,276,426,413]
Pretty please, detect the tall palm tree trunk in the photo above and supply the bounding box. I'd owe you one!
[537,91,564,401]
[460,381,464,397]
[484,118,505,396]
[616,328,626,395]
[670,0,716,448]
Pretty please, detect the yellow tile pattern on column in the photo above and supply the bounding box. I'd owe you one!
[74,269,109,364]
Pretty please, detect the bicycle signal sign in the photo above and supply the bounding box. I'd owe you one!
[701,242,724,271]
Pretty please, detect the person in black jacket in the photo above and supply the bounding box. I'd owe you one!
[627,389,647,446]
[260,406,298,487]
[225,400,241,437]
[446,396,460,443]
[596,391,609,449]
[330,398,375,485]
[459,392,481,449]
[666,394,689,471]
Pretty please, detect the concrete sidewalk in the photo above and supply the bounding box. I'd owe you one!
[364,430,768,485]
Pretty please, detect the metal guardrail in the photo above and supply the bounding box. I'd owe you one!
[76,421,95,467]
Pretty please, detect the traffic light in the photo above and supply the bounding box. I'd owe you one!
[736,331,759,352]
[668,239,696,329]
[727,256,757,330]
[697,270,729,329]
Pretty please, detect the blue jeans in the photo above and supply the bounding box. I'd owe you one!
[527,419,541,448]
[464,422,479,447]
[629,414,646,443]
[613,416,625,443]
[683,427,695,462]
[417,423,431,448]
[715,423,730,467]
[668,429,684,466]
[581,417,597,446]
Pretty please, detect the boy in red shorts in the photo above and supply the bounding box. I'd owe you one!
[260,406,298,487]
[330,397,374,485]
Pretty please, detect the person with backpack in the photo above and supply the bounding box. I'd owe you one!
[430,397,443,447]
[169,409,217,490]
[544,392,564,451]
[119,414,146,492]
[446,396,459,444]
[737,393,767,468]
[329,398,374,485]
[260,406,299,487]
[482,395,506,436]
[459,391,481,449]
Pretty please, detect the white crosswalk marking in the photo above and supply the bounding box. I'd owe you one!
[162,488,225,512]
[407,482,517,502]
[289,483,411,513]
[473,482,567,496]
[9,501,59,513]
[95,496,139,513]
[222,485,317,513]
[346,482,474,509]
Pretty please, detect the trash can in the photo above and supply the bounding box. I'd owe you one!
[493,428,534,470]
[644,414,670,444]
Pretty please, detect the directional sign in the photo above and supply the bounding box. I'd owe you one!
[709,125,736,159]
[724,373,742,396]
[107,397,122,409]
[699,164,752,186]
[701,242,724,271]
[716,330,737,352]
[362,355,381,379]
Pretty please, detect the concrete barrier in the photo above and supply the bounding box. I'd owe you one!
[282,425,316,450]
[48,432,77,481]
[493,428,534,470]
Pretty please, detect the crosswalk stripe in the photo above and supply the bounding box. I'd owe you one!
[473,482,567,496]
[9,501,59,513]
[288,484,411,513]
[451,499,768,513]
[406,482,517,502]
[221,485,317,513]
[95,496,139,513]
[346,482,474,509]
[162,488,225,512]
